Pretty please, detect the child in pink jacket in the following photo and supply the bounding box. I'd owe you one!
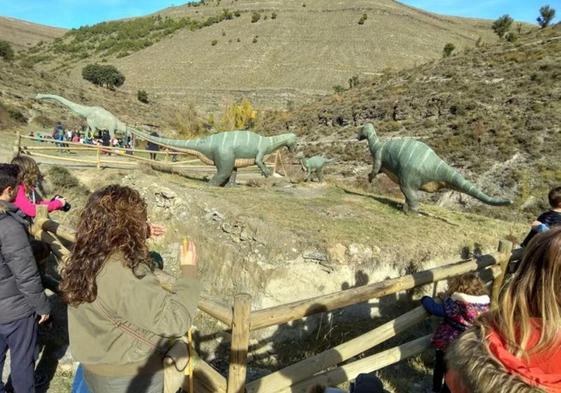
[11,155,66,218]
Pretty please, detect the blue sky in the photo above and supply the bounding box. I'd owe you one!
[0,0,559,29]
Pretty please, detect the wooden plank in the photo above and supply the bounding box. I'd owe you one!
[491,240,513,310]
[192,358,227,393]
[198,297,234,327]
[38,219,76,243]
[250,253,500,331]
[275,335,432,393]
[247,306,428,393]
[226,293,252,393]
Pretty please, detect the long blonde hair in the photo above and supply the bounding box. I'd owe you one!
[488,227,561,356]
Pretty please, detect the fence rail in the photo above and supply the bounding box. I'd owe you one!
[32,199,513,392]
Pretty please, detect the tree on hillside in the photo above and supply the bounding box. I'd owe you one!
[137,90,149,103]
[82,64,125,89]
[492,15,513,39]
[443,43,455,58]
[251,12,261,23]
[537,5,556,28]
[0,41,14,61]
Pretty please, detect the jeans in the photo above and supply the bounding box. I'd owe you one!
[0,314,38,393]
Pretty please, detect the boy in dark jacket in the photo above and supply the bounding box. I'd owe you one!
[0,170,51,393]
[521,186,561,246]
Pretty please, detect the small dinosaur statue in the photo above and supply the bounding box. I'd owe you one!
[129,128,297,186]
[35,94,127,136]
[357,123,512,212]
[297,154,334,182]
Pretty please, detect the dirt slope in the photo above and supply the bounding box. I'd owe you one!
[0,16,65,51]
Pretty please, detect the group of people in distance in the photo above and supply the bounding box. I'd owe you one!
[0,153,560,393]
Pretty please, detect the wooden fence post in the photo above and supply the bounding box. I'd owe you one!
[13,131,21,157]
[491,240,513,310]
[96,145,101,169]
[227,293,251,393]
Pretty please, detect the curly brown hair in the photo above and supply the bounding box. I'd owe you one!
[60,185,152,306]
[447,272,488,297]
[11,155,41,188]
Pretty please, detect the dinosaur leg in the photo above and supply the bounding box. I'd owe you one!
[317,168,324,182]
[400,181,420,213]
[256,152,272,177]
[226,168,238,187]
[209,154,235,187]
[305,168,312,182]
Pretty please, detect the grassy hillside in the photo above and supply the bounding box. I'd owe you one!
[262,25,561,222]
[16,0,497,111]
[0,16,65,51]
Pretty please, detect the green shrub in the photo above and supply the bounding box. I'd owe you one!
[211,39,218,46]
[234,10,241,17]
[358,14,368,25]
[537,5,556,28]
[348,75,359,88]
[492,15,513,38]
[251,12,261,23]
[47,166,80,189]
[443,43,455,58]
[137,90,149,103]
[252,36,258,43]
[8,108,26,123]
[0,40,14,61]
[271,12,277,19]
[82,63,125,89]
[333,85,346,93]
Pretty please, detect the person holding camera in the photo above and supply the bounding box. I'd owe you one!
[11,155,70,219]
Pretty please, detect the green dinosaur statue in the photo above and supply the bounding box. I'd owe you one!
[35,94,127,137]
[357,123,512,212]
[297,154,334,182]
[129,128,297,186]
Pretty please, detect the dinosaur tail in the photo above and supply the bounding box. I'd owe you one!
[444,164,512,206]
[127,127,198,149]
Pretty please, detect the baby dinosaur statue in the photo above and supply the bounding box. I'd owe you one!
[35,94,127,136]
[357,123,512,212]
[297,154,334,182]
[129,128,297,186]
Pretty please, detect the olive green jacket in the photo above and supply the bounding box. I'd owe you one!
[68,253,201,377]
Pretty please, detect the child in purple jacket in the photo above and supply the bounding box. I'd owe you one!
[421,273,490,393]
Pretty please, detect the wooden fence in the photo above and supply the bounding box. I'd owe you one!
[31,205,514,393]
[13,132,289,177]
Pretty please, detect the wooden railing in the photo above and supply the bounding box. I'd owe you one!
[13,132,288,176]
[31,206,513,393]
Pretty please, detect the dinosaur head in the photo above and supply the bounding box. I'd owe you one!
[357,123,377,141]
[285,133,298,153]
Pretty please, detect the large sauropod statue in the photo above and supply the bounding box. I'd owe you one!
[357,123,512,212]
[35,94,127,136]
[129,128,297,186]
[297,154,334,182]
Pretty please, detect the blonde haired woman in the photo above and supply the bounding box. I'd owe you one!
[446,228,561,393]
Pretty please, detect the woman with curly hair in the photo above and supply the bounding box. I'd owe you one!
[60,185,200,393]
[10,155,67,218]
[445,227,561,393]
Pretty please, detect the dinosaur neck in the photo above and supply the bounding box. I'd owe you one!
[38,95,90,116]
[267,134,292,153]
[367,133,382,151]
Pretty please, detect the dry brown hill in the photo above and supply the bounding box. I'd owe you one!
[0,16,65,51]
[20,0,497,111]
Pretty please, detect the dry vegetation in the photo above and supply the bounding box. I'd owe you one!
[8,0,498,111]
[262,24,561,224]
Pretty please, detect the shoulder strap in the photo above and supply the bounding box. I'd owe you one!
[93,298,162,353]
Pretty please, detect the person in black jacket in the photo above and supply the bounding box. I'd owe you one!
[521,186,561,247]
[0,171,51,393]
